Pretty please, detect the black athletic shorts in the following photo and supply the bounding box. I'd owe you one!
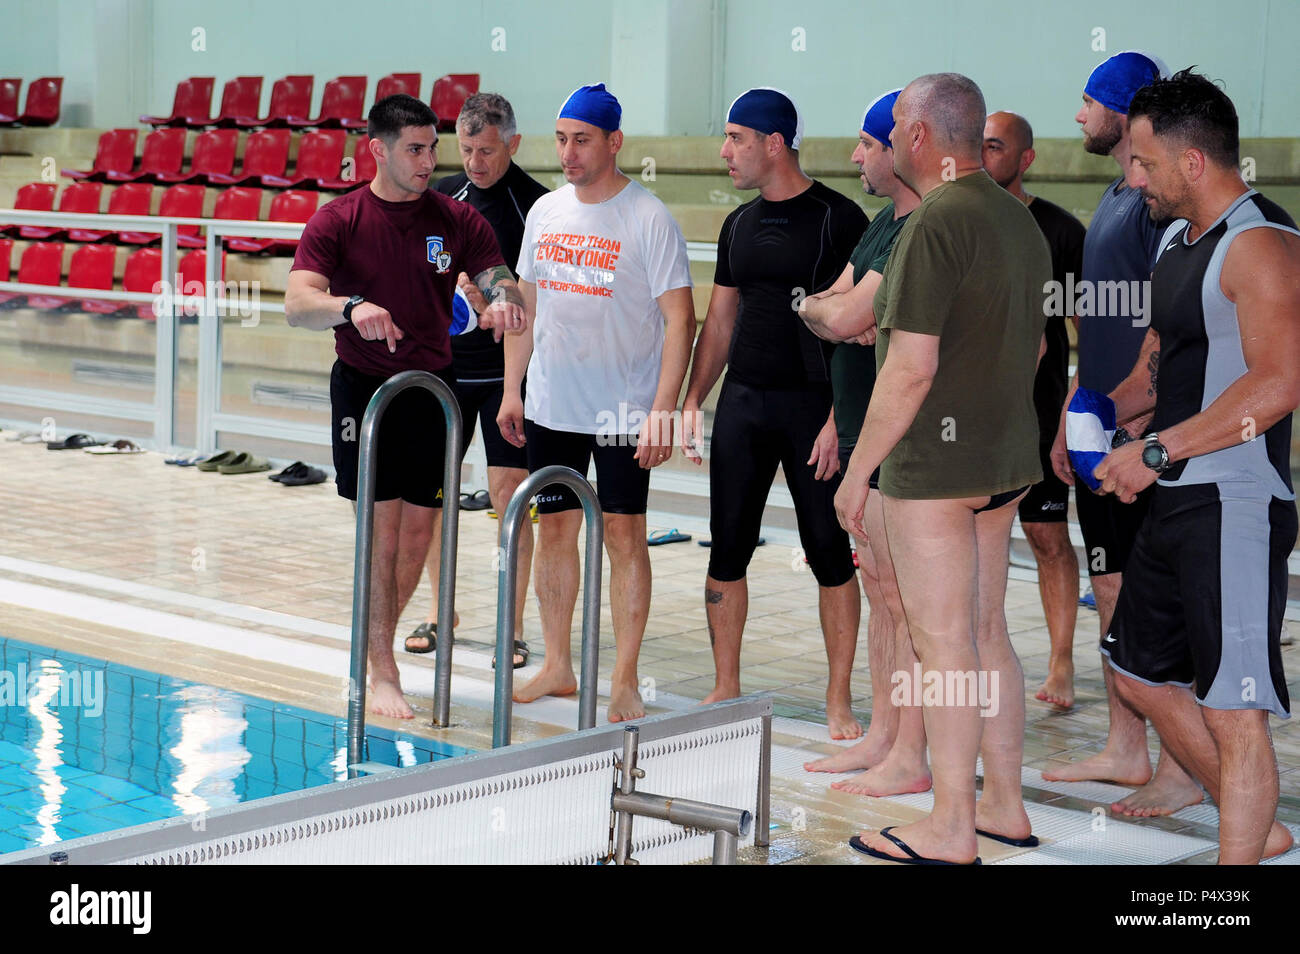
[1103,484,1296,718]
[330,359,449,508]
[452,378,528,471]
[709,378,854,588]
[524,419,650,515]
[837,444,880,490]
[1019,438,1069,524]
[1076,482,1154,576]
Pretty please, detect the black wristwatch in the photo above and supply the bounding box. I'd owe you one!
[1141,434,1171,473]
[342,295,365,321]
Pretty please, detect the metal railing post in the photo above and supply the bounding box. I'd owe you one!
[492,465,602,748]
[347,371,462,776]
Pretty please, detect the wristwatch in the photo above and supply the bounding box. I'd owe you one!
[342,295,365,321]
[1141,434,1171,473]
[1111,426,1134,449]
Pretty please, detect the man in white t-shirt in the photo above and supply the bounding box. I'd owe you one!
[498,84,696,721]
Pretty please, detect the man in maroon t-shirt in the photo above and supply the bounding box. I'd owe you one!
[286,94,525,719]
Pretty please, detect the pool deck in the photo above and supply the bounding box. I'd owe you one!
[2,435,1299,865]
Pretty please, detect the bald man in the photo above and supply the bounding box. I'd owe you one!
[983,111,1085,709]
[838,74,1050,864]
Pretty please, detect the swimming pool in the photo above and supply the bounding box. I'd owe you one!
[0,635,470,855]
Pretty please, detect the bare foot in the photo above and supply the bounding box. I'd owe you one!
[368,679,414,719]
[513,664,577,704]
[831,759,932,797]
[701,685,740,705]
[1263,822,1295,859]
[1111,775,1205,817]
[804,733,892,773]
[826,702,863,741]
[1034,662,1075,709]
[1042,747,1152,784]
[858,817,977,865]
[607,681,646,722]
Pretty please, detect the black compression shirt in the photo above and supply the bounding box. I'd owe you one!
[435,161,550,380]
[714,180,866,389]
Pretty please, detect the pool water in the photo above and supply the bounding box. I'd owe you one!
[0,636,470,855]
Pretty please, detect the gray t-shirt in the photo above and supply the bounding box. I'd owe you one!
[1077,177,1164,394]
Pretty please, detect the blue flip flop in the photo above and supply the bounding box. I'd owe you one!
[848,827,982,865]
[648,529,691,546]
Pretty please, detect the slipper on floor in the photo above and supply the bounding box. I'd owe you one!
[648,528,691,546]
[697,537,764,548]
[492,639,530,670]
[975,828,1039,848]
[196,450,238,472]
[848,828,981,866]
[46,433,102,450]
[269,461,308,482]
[217,452,271,474]
[278,464,326,486]
[85,439,143,455]
[404,621,446,655]
[460,489,492,511]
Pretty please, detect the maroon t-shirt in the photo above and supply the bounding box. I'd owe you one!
[291,186,504,376]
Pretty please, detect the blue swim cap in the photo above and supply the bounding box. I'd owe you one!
[1084,51,1168,115]
[557,83,621,132]
[727,87,803,150]
[861,88,902,147]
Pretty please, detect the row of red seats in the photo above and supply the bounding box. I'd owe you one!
[0,77,64,127]
[140,73,477,132]
[62,127,375,190]
[3,182,315,254]
[0,240,221,320]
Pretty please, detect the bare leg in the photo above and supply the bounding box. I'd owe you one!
[366,499,434,718]
[820,578,862,740]
[1024,520,1079,708]
[702,575,748,703]
[602,512,649,722]
[1113,672,1291,862]
[513,509,580,703]
[489,465,533,663]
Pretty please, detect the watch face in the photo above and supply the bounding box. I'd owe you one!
[1142,442,1165,470]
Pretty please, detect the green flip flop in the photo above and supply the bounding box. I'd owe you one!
[217,452,271,474]
[196,450,238,471]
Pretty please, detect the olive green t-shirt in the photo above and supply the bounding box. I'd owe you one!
[831,201,911,452]
[872,171,1050,499]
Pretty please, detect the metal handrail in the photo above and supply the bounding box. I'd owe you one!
[492,465,602,747]
[347,370,463,778]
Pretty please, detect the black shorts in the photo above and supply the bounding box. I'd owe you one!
[1019,439,1069,524]
[709,378,854,588]
[1104,484,1295,718]
[1076,482,1154,576]
[837,444,880,490]
[452,378,528,471]
[330,359,448,509]
[524,419,650,515]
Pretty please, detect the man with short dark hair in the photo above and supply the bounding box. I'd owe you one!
[983,110,1085,709]
[407,92,550,670]
[1094,68,1299,863]
[286,93,524,718]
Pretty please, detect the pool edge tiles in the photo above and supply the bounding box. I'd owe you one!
[0,634,473,856]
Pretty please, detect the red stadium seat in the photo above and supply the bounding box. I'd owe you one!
[208,128,290,187]
[375,72,421,102]
[211,76,264,127]
[0,79,19,120]
[16,242,67,309]
[226,189,315,254]
[235,75,313,129]
[117,183,204,245]
[105,127,186,184]
[430,73,479,131]
[1,181,57,235]
[68,244,119,313]
[63,128,138,181]
[157,128,238,184]
[318,135,375,190]
[0,77,63,127]
[68,182,153,243]
[0,238,12,280]
[263,129,345,188]
[141,77,215,127]
[202,186,264,250]
[122,247,162,319]
[20,181,102,240]
[290,75,366,129]
[180,247,226,285]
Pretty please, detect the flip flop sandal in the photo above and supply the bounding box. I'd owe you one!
[196,450,238,471]
[460,489,492,511]
[46,433,102,450]
[217,452,271,474]
[270,461,308,482]
[647,528,691,546]
[491,640,530,670]
[85,439,143,454]
[697,537,764,548]
[849,828,982,866]
[404,621,441,655]
[278,464,327,487]
[975,828,1039,848]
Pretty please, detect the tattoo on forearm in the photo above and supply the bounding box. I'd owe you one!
[477,265,523,307]
[1146,350,1160,397]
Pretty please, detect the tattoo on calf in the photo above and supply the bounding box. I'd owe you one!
[705,588,723,646]
[1146,350,1159,398]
